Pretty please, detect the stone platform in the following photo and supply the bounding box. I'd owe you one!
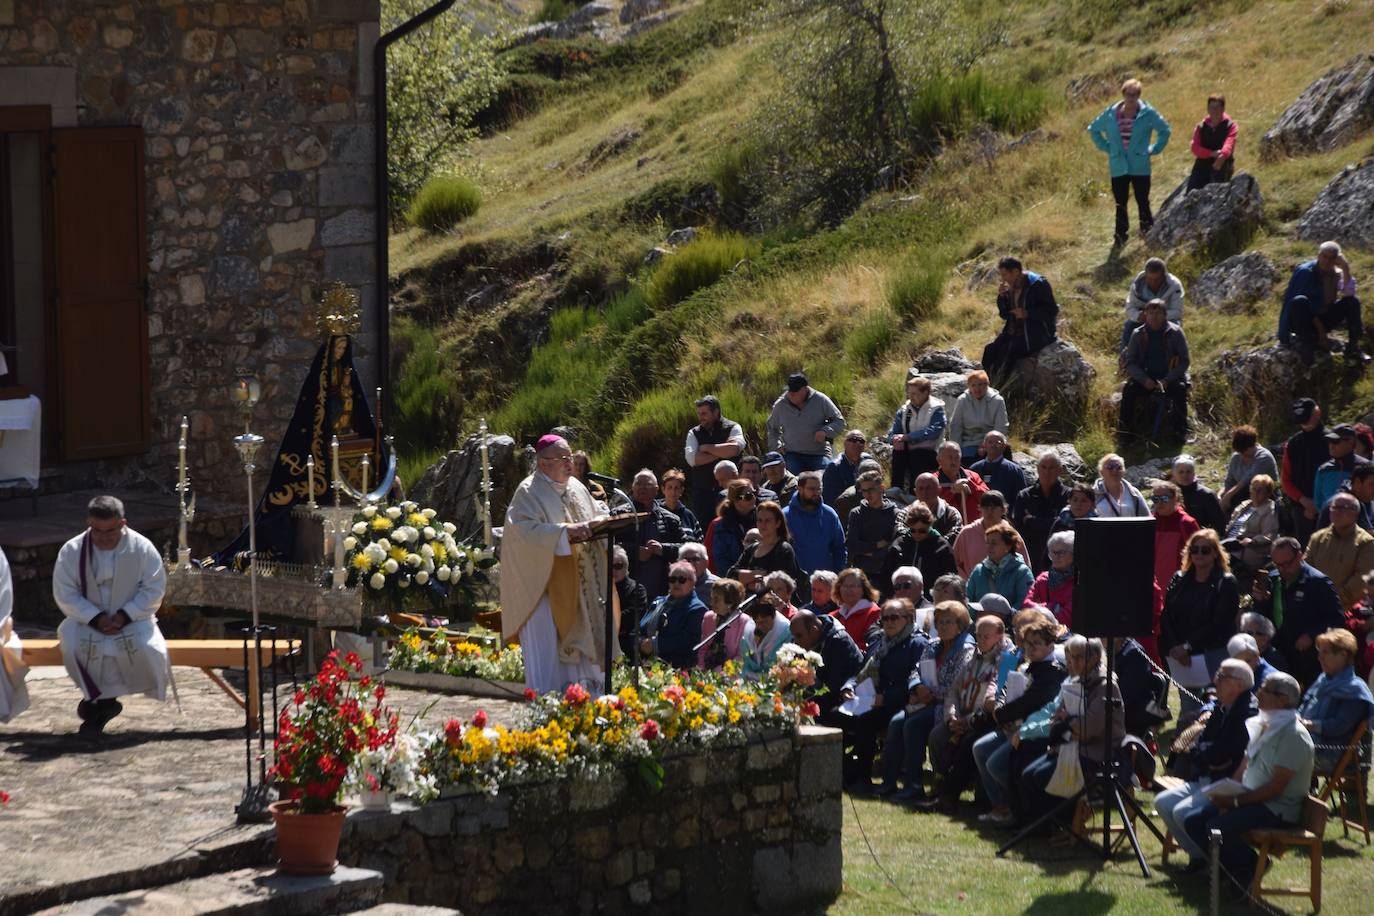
[0,666,519,915]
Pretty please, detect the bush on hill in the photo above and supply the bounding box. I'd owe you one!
[644,232,760,308]
[407,176,483,233]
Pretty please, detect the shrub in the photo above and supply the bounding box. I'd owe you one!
[845,312,898,369]
[886,252,949,321]
[644,231,760,309]
[407,176,482,233]
[535,0,579,22]
[392,319,460,462]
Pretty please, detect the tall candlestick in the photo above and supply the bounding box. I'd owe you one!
[176,416,193,571]
[360,454,370,499]
[331,435,341,509]
[306,454,317,509]
[479,418,493,547]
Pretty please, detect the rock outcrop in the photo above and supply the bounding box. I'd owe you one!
[1146,173,1262,254]
[1206,344,1337,441]
[1261,54,1374,161]
[913,347,977,376]
[1006,339,1097,423]
[1190,251,1279,312]
[409,434,525,544]
[1297,159,1374,249]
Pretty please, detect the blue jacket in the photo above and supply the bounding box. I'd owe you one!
[1313,454,1371,512]
[784,495,847,574]
[710,509,754,575]
[1259,562,1345,658]
[1279,260,1324,343]
[652,593,708,670]
[1298,666,1374,752]
[851,629,927,713]
[1088,100,1172,177]
[967,552,1035,608]
[970,456,1028,512]
[822,453,870,506]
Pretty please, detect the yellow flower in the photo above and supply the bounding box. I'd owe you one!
[370,516,394,531]
[351,553,373,571]
[389,546,409,562]
[407,512,428,527]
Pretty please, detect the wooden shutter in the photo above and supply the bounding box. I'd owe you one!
[51,126,149,460]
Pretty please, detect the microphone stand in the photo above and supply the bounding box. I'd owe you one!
[610,483,641,693]
[692,592,763,665]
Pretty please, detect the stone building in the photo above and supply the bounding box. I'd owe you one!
[0,0,382,503]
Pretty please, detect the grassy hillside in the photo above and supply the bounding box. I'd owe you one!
[389,0,1374,487]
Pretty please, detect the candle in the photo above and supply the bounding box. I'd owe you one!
[306,454,316,508]
[360,454,370,496]
[178,416,188,480]
[331,435,341,509]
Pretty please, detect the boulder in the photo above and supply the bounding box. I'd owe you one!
[913,347,977,375]
[665,226,698,247]
[1126,457,1171,488]
[619,0,665,24]
[1146,172,1262,254]
[1297,159,1374,249]
[409,434,524,543]
[1190,251,1279,312]
[643,246,670,266]
[1207,344,1336,442]
[1028,443,1091,482]
[964,262,999,292]
[1261,54,1374,161]
[926,372,968,404]
[586,126,641,166]
[1007,338,1097,420]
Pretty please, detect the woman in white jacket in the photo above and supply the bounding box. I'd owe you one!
[1093,453,1149,517]
[946,370,1008,466]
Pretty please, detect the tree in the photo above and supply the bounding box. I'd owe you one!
[383,0,506,217]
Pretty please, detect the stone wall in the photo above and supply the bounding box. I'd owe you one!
[0,1,381,500]
[336,726,843,915]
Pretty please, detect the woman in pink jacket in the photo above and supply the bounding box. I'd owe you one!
[1187,94,1237,191]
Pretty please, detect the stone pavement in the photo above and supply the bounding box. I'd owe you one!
[0,663,521,912]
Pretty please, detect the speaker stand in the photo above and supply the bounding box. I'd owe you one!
[995,647,1167,877]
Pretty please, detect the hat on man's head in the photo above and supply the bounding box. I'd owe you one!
[761,451,785,468]
[1293,398,1318,423]
[970,593,1013,621]
[535,434,569,454]
[786,372,808,393]
[1325,423,1358,441]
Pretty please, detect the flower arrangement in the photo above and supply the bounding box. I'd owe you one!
[388,626,524,683]
[349,731,428,800]
[272,651,398,814]
[415,661,806,797]
[342,501,496,610]
[771,643,823,689]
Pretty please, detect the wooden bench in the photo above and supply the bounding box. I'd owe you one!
[21,638,299,731]
[1151,774,1187,864]
[1248,794,1328,913]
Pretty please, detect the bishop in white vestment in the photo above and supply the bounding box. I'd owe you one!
[0,545,30,723]
[500,435,616,694]
[53,496,169,734]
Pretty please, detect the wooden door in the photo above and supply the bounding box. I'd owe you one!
[51,126,149,460]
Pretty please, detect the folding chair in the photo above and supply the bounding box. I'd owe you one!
[1315,719,1371,844]
[1248,794,1327,913]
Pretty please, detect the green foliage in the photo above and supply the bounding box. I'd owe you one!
[886,250,952,321]
[844,312,898,369]
[393,319,461,458]
[644,232,760,309]
[709,140,764,218]
[536,0,580,22]
[909,71,1048,137]
[384,0,505,217]
[407,176,482,233]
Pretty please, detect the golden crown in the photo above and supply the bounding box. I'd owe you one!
[315,282,362,337]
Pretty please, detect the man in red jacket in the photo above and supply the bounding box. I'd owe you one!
[936,441,988,525]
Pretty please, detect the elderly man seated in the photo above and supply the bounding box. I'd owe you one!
[1278,240,1367,366]
[1181,672,1315,892]
[54,495,169,738]
[639,561,707,670]
[1119,297,1190,443]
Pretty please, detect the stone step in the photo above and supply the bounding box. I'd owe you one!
[35,865,384,916]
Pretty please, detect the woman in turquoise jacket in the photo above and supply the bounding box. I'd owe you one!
[1087,78,1171,246]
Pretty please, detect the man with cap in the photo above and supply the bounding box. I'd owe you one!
[822,429,871,506]
[1172,455,1226,534]
[1317,462,1374,532]
[500,434,613,695]
[761,451,799,504]
[1313,424,1370,514]
[684,395,747,525]
[766,373,846,476]
[1282,398,1329,544]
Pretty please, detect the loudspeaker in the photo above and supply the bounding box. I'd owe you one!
[1072,517,1156,637]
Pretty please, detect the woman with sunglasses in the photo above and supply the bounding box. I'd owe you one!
[727,500,805,597]
[840,598,927,793]
[1026,531,1075,628]
[1160,529,1240,727]
[709,479,758,577]
[1092,453,1148,517]
[1151,479,1200,593]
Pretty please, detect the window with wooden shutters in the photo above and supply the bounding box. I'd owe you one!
[51,126,149,460]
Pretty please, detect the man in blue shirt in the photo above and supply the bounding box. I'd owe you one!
[783,472,847,580]
[1278,241,1367,366]
[822,430,872,506]
[970,431,1028,515]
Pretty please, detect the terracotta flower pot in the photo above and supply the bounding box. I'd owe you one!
[269,800,347,876]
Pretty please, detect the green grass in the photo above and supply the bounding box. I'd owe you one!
[406,176,482,233]
[644,231,760,308]
[911,70,1051,139]
[886,249,951,322]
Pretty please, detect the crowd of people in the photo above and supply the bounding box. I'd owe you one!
[577,378,1374,891]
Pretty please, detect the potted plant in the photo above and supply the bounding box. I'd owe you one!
[269,651,396,874]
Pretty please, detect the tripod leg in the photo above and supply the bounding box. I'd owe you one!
[997,790,1085,857]
[1110,786,1152,878]
[1120,788,1169,844]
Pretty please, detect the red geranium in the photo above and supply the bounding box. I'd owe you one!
[801,701,820,719]
[639,720,660,741]
[564,683,590,706]
[523,688,538,701]
[471,710,488,729]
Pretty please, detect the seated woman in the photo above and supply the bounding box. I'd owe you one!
[613,546,649,658]
[1219,425,1279,514]
[839,598,927,792]
[923,614,1012,812]
[1093,453,1148,517]
[802,570,839,616]
[709,479,758,576]
[1026,531,1074,627]
[1019,636,1125,831]
[727,499,805,595]
[698,578,755,670]
[1182,673,1315,890]
[1159,529,1240,727]
[879,601,975,803]
[1156,658,1257,872]
[967,522,1035,609]
[1297,628,1374,770]
[946,370,1009,465]
[888,566,934,634]
[1223,473,1279,591]
[760,571,798,619]
[1227,632,1278,693]
[740,588,795,681]
[830,567,882,653]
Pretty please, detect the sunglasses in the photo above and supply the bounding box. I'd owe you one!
[668,576,691,584]
[735,493,756,502]
[1049,548,1072,557]
[613,562,627,570]
[1150,495,1173,503]
[1103,462,1124,471]
[894,580,916,589]
[1189,545,1214,555]
[880,614,905,622]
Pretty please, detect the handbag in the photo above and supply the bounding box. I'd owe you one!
[1045,740,1085,798]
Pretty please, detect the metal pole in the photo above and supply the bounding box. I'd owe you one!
[1209,828,1222,915]
[374,0,457,425]
[1103,643,1114,850]
[604,531,614,696]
